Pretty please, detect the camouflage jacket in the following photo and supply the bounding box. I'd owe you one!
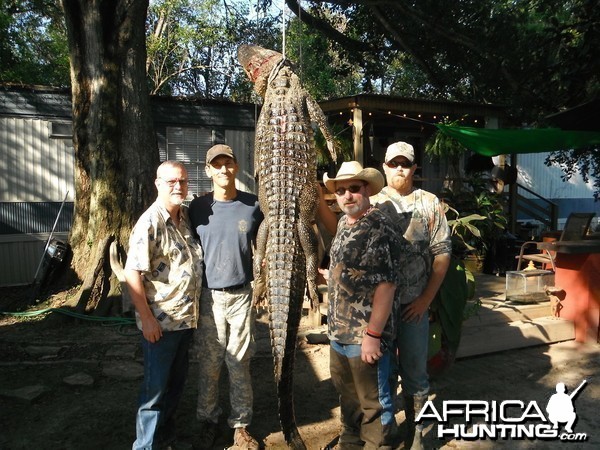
[371,187,451,304]
[327,208,406,345]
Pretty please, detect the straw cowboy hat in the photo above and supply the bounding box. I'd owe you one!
[323,161,385,195]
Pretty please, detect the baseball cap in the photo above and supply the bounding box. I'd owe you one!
[206,144,236,164]
[385,141,415,164]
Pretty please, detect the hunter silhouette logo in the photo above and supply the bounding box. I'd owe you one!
[546,380,586,434]
[417,379,589,441]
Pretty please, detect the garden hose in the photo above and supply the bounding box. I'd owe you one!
[0,307,136,326]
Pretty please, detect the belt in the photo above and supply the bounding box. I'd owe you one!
[212,282,250,292]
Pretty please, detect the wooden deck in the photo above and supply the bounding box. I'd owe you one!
[312,272,576,357]
[457,273,575,358]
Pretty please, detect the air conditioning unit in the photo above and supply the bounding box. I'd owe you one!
[50,121,72,139]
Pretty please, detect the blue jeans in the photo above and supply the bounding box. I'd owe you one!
[133,328,194,450]
[397,308,429,396]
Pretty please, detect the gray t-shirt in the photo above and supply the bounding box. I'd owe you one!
[189,191,262,289]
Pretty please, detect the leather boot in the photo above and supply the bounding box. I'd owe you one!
[409,394,427,450]
[402,394,415,445]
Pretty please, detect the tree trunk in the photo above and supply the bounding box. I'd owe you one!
[61,0,159,313]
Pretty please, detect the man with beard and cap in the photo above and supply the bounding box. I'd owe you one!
[319,161,407,450]
[125,160,203,449]
[371,142,452,450]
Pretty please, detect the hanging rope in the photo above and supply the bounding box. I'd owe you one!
[298,0,303,82]
[281,0,286,58]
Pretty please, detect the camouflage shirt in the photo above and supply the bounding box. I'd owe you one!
[125,201,204,331]
[327,208,405,345]
[371,187,451,304]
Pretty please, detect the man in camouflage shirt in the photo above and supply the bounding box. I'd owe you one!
[320,161,406,450]
[125,160,203,449]
[371,142,452,450]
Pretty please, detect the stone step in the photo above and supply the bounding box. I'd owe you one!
[456,316,575,358]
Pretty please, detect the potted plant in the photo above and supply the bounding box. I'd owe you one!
[444,203,487,273]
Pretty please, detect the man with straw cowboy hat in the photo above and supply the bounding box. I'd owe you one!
[319,161,407,449]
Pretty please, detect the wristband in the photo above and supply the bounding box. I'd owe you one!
[365,329,382,339]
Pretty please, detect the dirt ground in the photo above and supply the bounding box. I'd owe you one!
[1,287,599,449]
[0,287,340,450]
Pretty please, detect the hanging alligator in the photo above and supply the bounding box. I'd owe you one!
[237,44,337,449]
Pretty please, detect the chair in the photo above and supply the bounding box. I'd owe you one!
[515,212,595,271]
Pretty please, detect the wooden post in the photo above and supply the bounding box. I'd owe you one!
[353,107,364,165]
[509,153,518,235]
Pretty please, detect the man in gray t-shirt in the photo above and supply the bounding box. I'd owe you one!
[189,144,263,450]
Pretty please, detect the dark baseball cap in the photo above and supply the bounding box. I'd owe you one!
[206,144,236,164]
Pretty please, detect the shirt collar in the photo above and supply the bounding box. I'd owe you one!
[154,200,185,224]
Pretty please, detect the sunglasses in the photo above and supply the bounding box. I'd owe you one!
[386,160,414,169]
[334,183,366,196]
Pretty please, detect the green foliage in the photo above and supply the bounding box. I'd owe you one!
[146,0,280,98]
[442,177,509,257]
[0,0,69,86]
[314,122,353,167]
[463,297,482,322]
[424,119,468,161]
[286,0,600,198]
[1,0,598,199]
[0,0,281,99]
[3,0,598,114]
[546,147,600,201]
[446,207,488,254]
[288,0,599,120]
[285,12,363,100]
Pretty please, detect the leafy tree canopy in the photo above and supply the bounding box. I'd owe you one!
[274,0,600,197]
[1,0,599,196]
[273,0,599,124]
[147,0,280,99]
[0,0,69,86]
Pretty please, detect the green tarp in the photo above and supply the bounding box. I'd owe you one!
[436,124,600,157]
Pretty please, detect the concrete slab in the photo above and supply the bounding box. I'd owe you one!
[429,340,600,449]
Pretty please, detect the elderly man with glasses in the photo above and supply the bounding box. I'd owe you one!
[125,160,204,449]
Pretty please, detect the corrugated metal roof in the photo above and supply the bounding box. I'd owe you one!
[0,86,259,129]
[150,96,258,129]
[0,87,72,119]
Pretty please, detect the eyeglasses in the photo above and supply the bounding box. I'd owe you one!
[208,160,236,170]
[386,160,414,169]
[160,178,188,187]
[334,183,366,196]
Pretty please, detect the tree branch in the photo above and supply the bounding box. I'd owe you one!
[284,0,380,56]
[370,5,446,89]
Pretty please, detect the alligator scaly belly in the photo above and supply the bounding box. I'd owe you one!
[238,44,336,449]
